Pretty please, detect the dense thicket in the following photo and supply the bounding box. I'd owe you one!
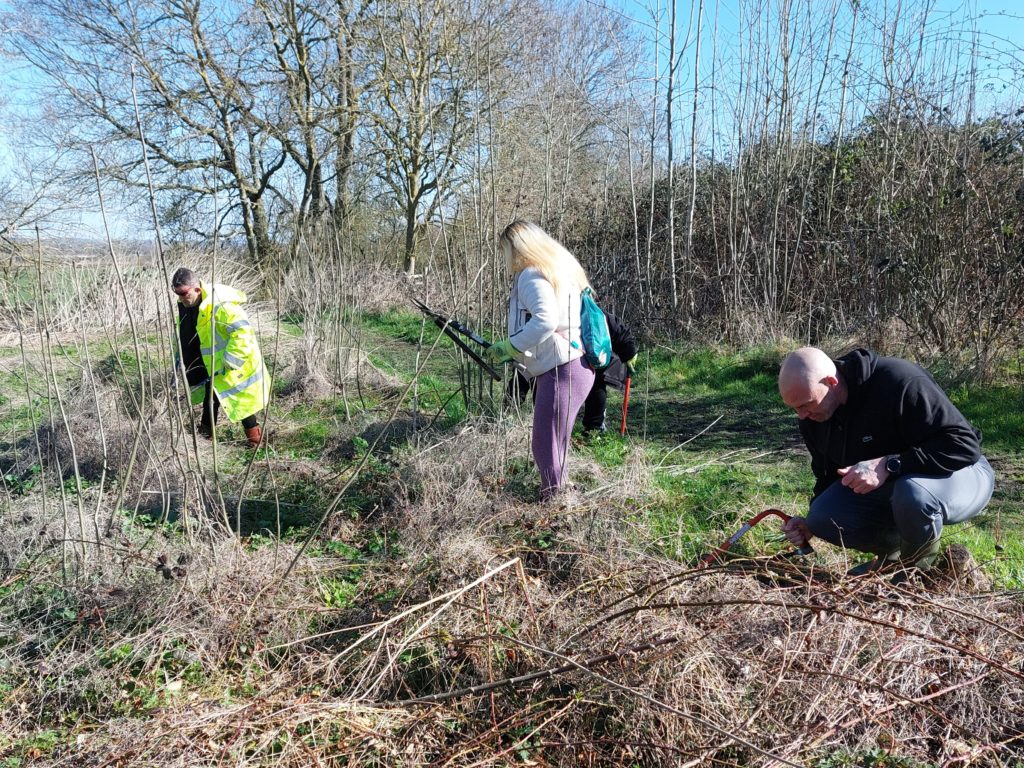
[572,113,1024,376]
[3,0,1023,374]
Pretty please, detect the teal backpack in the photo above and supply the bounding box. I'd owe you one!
[579,287,613,370]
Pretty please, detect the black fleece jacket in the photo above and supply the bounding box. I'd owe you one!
[606,312,638,364]
[800,348,982,499]
[177,302,207,387]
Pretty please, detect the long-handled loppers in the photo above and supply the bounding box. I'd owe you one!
[412,298,502,381]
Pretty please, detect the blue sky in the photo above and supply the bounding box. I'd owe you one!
[2,0,1023,240]
[601,0,1024,163]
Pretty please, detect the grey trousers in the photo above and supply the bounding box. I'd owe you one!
[807,456,995,555]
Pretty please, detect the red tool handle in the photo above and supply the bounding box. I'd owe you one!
[746,508,792,527]
[619,376,632,436]
[699,508,811,567]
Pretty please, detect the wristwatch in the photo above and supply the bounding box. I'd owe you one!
[885,455,902,475]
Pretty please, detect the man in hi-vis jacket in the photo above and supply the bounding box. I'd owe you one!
[172,267,270,447]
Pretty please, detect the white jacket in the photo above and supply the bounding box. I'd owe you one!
[507,267,584,377]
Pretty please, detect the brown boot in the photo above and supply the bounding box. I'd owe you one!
[244,425,263,448]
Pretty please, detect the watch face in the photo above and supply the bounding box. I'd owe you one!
[886,457,901,474]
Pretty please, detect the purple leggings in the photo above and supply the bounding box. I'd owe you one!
[532,357,595,499]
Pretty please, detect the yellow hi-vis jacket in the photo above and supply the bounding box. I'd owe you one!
[178,282,271,422]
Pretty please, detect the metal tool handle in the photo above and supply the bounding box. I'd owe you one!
[619,376,631,436]
[412,298,502,381]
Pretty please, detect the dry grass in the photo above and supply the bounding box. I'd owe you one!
[0,248,263,338]
[275,344,404,403]
[2,253,1022,766]
[3,416,1022,767]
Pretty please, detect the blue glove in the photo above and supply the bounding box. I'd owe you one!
[485,338,519,364]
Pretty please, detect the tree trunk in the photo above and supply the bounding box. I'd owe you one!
[403,200,417,274]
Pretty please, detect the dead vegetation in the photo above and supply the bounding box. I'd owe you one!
[2,415,1022,767]
[1,255,1022,765]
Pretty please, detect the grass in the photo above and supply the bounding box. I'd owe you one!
[361,308,431,345]
[2,297,1023,766]
[949,383,1024,454]
[412,374,468,427]
[635,345,798,452]
[0,729,65,765]
[359,308,495,393]
[639,459,810,562]
[276,400,349,457]
[813,747,938,768]
[574,429,634,468]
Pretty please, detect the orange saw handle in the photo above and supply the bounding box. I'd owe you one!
[699,508,813,567]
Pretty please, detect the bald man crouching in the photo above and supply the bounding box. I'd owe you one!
[778,347,994,578]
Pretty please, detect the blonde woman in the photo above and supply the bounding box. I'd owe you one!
[486,221,596,500]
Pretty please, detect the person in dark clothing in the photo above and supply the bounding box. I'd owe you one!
[581,312,638,432]
[778,347,994,576]
[176,299,222,437]
[505,367,535,408]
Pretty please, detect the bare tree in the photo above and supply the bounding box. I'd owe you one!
[5,0,297,269]
[363,0,482,274]
[248,0,367,229]
[0,108,103,257]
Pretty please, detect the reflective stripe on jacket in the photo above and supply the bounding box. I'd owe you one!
[175,282,270,422]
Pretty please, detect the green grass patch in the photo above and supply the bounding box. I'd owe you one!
[412,374,466,426]
[296,420,331,447]
[813,746,937,767]
[948,383,1024,454]
[636,345,796,451]
[357,308,492,391]
[360,308,430,345]
[271,400,347,458]
[576,429,633,468]
[948,509,1024,587]
[654,465,754,526]
[0,371,52,439]
[2,729,66,764]
[645,345,785,401]
[642,459,807,563]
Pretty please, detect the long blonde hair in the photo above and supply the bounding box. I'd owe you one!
[500,220,591,296]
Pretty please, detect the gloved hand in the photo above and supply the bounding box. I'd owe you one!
[782,516,813,548]
[485,338,519,364]
[625,355,639,376]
